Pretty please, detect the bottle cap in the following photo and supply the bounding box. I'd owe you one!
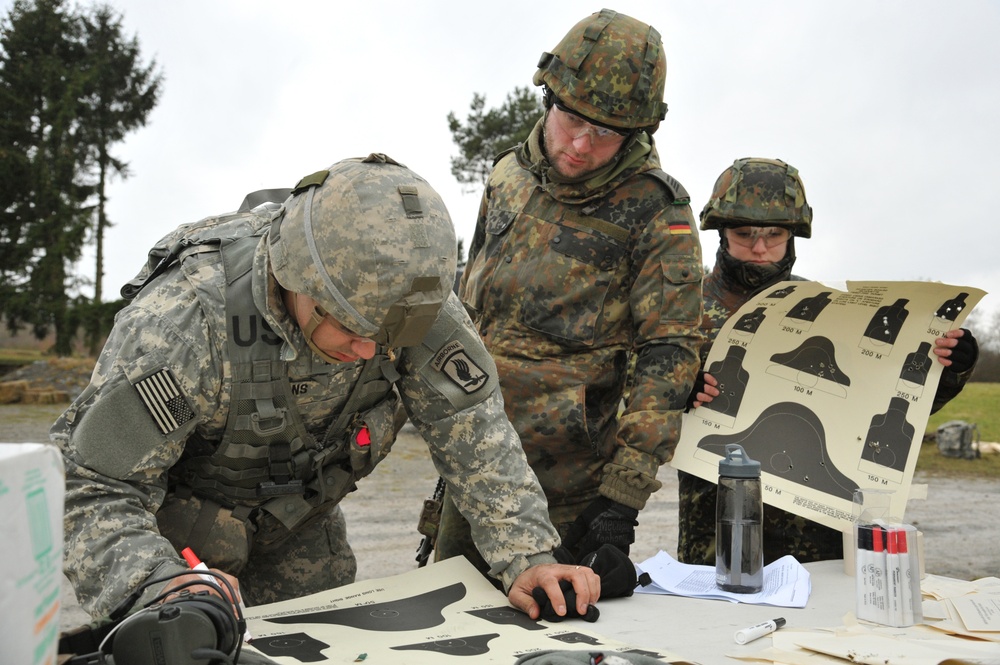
[719,444,761,478]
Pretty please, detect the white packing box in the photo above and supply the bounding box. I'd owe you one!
[0,443,65,665]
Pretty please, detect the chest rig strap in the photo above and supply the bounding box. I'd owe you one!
[176,236,315,509]
[176,234,404,531]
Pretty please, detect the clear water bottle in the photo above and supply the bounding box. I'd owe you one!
[716,443,763,593]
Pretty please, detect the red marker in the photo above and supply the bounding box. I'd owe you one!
[182,547,252,641]
[181,547,215,584]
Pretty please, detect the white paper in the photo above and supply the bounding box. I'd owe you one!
[634,550,812,608]
[949,595,1000,632]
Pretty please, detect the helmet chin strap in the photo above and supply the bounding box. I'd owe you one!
[288,292,347,365]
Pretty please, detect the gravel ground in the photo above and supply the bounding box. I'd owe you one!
[0,403,996,634]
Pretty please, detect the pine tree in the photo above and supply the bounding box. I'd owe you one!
[447,86,543,191]
[0,0,161,355]
[0,0,91,355]
[77,3,161,351]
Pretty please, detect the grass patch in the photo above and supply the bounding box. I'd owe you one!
[918,382,1000,478]
[0,348,46,372]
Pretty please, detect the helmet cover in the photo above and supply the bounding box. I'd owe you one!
[699,157,812,238]
[269,153,457,348]
[533,9,668,130]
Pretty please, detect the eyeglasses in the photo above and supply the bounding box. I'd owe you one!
[725,226,791,248]
[551,101,629,146]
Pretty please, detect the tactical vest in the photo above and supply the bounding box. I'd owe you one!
[125,204,401,530]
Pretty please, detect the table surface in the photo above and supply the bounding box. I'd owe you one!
[595,559,853,664]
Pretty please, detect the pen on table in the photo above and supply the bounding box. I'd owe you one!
[181,546,253,641]
[733,617,785,644]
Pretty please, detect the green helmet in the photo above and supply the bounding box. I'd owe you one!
[533,8,668,131]
[269,153,456,348]
[699,158,813,238]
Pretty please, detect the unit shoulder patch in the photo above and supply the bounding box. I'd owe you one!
[431,341,489,394]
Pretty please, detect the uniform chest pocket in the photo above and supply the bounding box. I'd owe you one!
[346,390,400,478]
[463,209,517,317]
[519,226,626,345]
[289,364,358,434]
[485,209,516,236]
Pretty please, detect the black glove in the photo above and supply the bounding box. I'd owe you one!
[553,543,639,598]
[579,543,638,598]
[948,328,978,374]
[562,496,638,559]
[531,580,599,623]
[686,370,708,410]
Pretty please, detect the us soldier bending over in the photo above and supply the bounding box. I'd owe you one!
[53,154,598,623]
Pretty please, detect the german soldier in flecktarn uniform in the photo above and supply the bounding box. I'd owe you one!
[436,9,705,574]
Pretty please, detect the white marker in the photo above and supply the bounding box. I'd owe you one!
[734,617,786,644]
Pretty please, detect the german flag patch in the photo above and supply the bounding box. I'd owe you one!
[669,222,692,235]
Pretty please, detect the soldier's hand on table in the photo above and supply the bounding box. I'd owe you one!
[508,563,600,620]
[161,568,243,608]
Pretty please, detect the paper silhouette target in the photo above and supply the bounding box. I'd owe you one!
[241,557,686,664]
[675,280,984,532]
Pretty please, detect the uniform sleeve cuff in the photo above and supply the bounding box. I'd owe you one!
[133,560,193,610]
[600,463,663,511]
[499,552,558,594]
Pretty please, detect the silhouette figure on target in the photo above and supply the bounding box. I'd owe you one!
[898,341,933,388]
[391,633,500,656]
[265,582,465,630]
[466,606,546,630]
[697,402,858,500]
[548,632,602,645]
[862,396,915,472]
[703,345,750,419]
[863,298,910,346]
[766,336,851,397]
[733,307,767,334]
[785,291,832,323]
[935,292,968,322]
[766,284,799,299]
[252,633,330,663]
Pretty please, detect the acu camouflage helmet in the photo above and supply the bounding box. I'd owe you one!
[533,8,668,131]
[700,158,813,238]
[269,153,456,349]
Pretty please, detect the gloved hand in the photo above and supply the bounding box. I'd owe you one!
[552,543,640,598]
[530,580,599,623]
[561,496,638,559]
[579,543,638,598]
[947,328,978,374]
[686,370,708,410]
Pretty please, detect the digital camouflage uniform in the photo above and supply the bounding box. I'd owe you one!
[53,155,560,619]
[676,158,975,566]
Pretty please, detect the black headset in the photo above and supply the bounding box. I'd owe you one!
[64,570,245,665]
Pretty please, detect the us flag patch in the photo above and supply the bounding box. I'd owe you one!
[133,368,194,435]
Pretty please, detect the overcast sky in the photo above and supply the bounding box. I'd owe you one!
[7,0,999,319]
